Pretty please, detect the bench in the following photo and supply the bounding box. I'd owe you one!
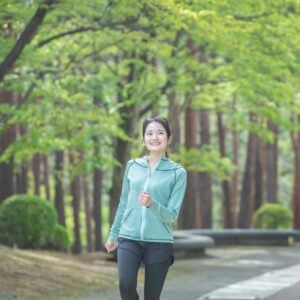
[173,231,215,258]
[176,229,300,246]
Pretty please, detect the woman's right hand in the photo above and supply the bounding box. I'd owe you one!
[105,240,118,253]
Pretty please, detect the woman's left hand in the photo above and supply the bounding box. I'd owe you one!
[138,192,153,208]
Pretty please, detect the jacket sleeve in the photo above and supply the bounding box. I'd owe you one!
[149,167,187,223]
[107,160,132,242]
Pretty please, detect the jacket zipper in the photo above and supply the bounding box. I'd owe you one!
[140,157,162,240]
[140,169,151,240]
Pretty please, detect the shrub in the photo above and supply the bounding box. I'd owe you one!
[253,203,292,229]
[47,224,70,252]
[0,194,57,249]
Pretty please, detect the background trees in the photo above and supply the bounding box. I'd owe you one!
[1,0,300,253]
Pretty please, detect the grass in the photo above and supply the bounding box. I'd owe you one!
[0,244,118,300]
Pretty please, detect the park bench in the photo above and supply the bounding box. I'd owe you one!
[173,231,215,258]
[175,229,300,246]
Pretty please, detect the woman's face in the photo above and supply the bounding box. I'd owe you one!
[143,121,170,155]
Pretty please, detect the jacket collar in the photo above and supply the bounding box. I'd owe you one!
[134,155,180,171]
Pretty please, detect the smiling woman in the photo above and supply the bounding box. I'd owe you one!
[105,116,187,300]
[143,117,172,160]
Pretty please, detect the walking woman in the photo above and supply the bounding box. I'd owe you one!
[105,116,187,300]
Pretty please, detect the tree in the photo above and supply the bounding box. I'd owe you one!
[179,106,198,229]
[266,120,278,203]
[238,114,258,228]
[198,109,213,228]
[292,115,300,229]
[0,91,16,202]
[0,0,58,82]
[54,150,65,226]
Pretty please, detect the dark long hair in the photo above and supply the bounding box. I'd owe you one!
[142,116,171,157]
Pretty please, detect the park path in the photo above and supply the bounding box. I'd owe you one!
[82,244,300,300]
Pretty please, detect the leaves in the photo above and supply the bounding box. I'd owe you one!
[0,0,299,177]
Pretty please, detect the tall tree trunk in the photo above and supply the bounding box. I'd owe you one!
[266,120,278,203]
[16,164,28,194]
[32,153,41,196]
[198,109,212,228]
[42,154,51,201]
[82,176,93,252]
[254,138,265,210]
[109,107,137,224]
[93,167,103,250]
[93,97,103,251]
[54,150,65,226]
[179,106,198,229]
[292,115,300,229]
[109,52,138,225]
[0,91,16,202]
[238,113,258,228]
[70,151,82,254]
[217,112,233,228]
[16,125,28,194]
[231,128,239,227]
[168,92,181,152]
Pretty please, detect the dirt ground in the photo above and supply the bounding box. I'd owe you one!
[0,244,119,300]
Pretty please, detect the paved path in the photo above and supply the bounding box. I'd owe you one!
[83,243,300,300]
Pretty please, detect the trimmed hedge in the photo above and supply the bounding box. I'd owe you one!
[47,224,71,252]
[253,203,292,229]
[0,194,57,249]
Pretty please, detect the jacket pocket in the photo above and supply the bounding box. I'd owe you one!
[121,208,133,226]
[163,222,171,234]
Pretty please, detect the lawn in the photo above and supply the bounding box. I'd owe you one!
[0,244,118,300]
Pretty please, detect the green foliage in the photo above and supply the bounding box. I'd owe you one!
[253,203,292,229]
[1,0,300,243]
[171,145,234,180]
[0,194,57,249]
[46,224,71,252]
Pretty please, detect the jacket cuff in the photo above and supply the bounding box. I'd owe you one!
[108,231,118,243]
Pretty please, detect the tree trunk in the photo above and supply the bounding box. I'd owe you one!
[82,177,93,252]
[109,107,137,224]
[179,106,198,229]
[93,167,103,250]
[231,128,239,227]
[16,125,28,194]
[54,150,65,226]
[217,112,233,228]
[109,53,138,225]
[0,91,16,202]
[93,97,103,250]
[254,138,265,210]
[266,120,278,203]
[70,151,82,254]
[292,115,300,229]
[16,164,28,194]
[32,153,41,196]
[238,113,258,228]
[42,154,51,201]
[168,92,181,152]
[198,109,212,228]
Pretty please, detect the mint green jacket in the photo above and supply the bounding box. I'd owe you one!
[108,156,187,243]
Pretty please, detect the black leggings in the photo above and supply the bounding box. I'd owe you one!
[117,239,173,300]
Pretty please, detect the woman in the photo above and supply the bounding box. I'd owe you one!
[105,116,187,300]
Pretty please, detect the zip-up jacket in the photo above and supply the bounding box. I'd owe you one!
[108,156,187,243]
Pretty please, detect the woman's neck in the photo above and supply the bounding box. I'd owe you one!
[147,152,165,163]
